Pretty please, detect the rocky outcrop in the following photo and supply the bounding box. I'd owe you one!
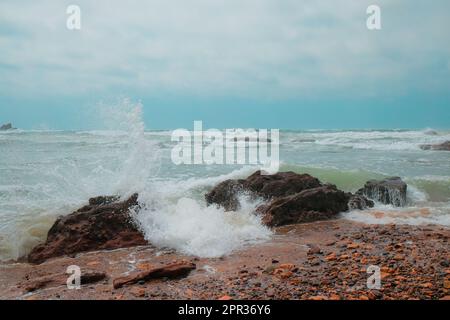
[206,171,377,227]
[0,123,13,130]
[257,185,350,227]
[420,141,450,151]
[205,171,322,211]
[28,194,147,264]
[356,177,407,207]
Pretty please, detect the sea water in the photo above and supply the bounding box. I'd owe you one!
[1,101,449,261]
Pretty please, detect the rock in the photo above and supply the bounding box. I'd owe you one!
[307,245,322,255]
[206,171,322,211]
[24,271,106,292]
[356,177,407,207]
[28,193,147,264]
[0,123,14,130]
[130,287,146,297]
[113,261,196,289]
[257,185,350,227]
[423,129,438,136]
[420,141,450,151]
[205,180,245,211]
[347,194,374,210]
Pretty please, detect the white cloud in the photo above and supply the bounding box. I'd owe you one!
[0,0,449,99]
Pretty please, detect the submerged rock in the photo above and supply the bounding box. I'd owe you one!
[28,194,147,264]
[420,141,450,151]
[256,185,350,227]
[356,177,407,207]
[205,171,322,211]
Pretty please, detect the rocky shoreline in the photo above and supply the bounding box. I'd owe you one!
[0,220,448,300]
[0,171,449,300]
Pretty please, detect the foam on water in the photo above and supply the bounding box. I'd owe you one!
[133,193,271,257]
[287,129,450,151]
[343,205,450,226]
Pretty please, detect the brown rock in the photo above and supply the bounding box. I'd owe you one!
[444,279,450,289]
[325,253,337,262]
[130,287,146,297]
[356,177,407,207]
[205,171,321,211]
[28,194,147,264]
[258,185,350,227]
[308,245,322,255]
[113,261,196,289]
[24,271,106,292]
[347,243,359,249]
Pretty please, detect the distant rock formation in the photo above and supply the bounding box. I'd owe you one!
[0,123,14,130]
[420,141,450,151]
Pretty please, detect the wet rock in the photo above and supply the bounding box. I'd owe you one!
[113,261,196,289]
[420,141,450,151]
[348,194,375,210]
[24,271,106,292]
[28,193,147,264]
[205,180,246,211]
[205,171,321,211]
[356,177,407,207]
[257,185,350,227]
[307,245,322,255]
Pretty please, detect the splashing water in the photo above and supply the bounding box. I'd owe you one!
[0,99,271,261]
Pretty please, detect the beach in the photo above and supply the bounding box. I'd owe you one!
[0,220,448,300]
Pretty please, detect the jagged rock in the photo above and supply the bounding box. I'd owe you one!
[0,123,13,130]
[256,185,350,227]
[420,141,450,151]
[205,171,322,211]
[348,194,375,210]
[356,177,407,207]
[113,261,196,289]
[27,194,147,264]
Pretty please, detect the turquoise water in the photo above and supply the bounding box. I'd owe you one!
[1,108,449,261]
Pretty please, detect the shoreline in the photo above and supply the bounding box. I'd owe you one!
[1,219,448,300]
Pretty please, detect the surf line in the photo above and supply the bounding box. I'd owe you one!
[171,120,280,174]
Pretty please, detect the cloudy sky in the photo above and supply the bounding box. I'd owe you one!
[0,0,449,129]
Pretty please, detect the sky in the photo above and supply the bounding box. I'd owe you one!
[0,0,449,130]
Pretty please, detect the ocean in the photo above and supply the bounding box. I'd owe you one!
[1,104,449,262]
